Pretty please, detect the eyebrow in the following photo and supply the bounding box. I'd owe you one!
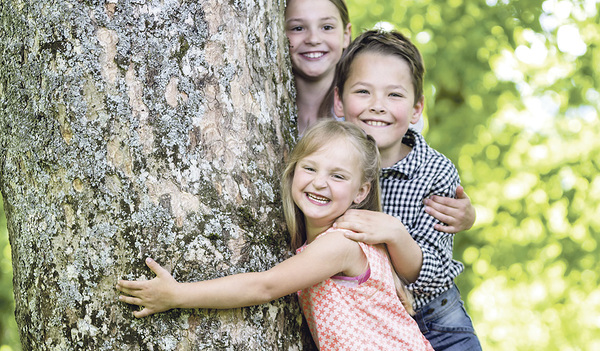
[350,81,409,92]
[331,167,352,175]
[298,159,353,176]
[286,16,339,23]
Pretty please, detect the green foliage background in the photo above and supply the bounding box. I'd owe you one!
[1,0,599,350]
[346,0,600,350]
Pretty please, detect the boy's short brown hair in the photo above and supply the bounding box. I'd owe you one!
[335,29,425,105]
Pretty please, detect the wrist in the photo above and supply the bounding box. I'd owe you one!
[169,281,185,309]
[386,221,410,247]
[385,232,402,248]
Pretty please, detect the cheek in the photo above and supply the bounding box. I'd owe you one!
[342,101,362,121]
[331,36,345,55]
[291,180,303,205]
[291,173,307,193]
[286,35,299,50]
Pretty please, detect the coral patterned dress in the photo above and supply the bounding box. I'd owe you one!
[297,229,433,351]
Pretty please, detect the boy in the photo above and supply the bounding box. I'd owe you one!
[333,30,482,351]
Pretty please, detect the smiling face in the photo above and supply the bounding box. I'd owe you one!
[334,52,424,167]
[291,137,370,237]
[285,0,351,82]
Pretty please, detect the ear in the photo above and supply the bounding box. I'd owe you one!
[411,95,425,124]
[333,87,345,118]
[353,182,371,205]
[343,23,352,49]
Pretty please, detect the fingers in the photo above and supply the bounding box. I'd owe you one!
[145,257,168,277]
[424,204,456,225]
[425,202,462,233]
[333,220,362,233]
[342,230,364,242]
[116,281,145,300]
[433,223,459,234]
[335,212,367,232]
[133,308,153,318]
[118,294,143,306]
[116,258,170,319]
[119,294,156,318]
[342,230,381,245]
[425,195,459,209]
[335,209,387,230]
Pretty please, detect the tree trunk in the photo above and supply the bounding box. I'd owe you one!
[0,0,313,350]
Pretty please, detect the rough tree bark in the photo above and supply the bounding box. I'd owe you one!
[0,0,313,350]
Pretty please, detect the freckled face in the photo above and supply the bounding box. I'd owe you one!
[292,138,370,233]
[285,0,351,81]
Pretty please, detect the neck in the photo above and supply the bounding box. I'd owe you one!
[305,220,335,244]
[294,74,334,135]
[380,143,413,168]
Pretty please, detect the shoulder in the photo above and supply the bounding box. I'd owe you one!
[416,137,458,175]
[316,228,361,247]
[429,150,458,174]
[303,229,367,275]
[311,229,364,256]
[408,133,459,189]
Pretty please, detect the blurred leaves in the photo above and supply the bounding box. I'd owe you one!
[348,0,599,350]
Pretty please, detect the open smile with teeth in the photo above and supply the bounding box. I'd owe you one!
[307,193,330,204]
[364,120,389,127]
[302,52,325,59]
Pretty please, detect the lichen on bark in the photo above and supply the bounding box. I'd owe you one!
[0,0,311,350]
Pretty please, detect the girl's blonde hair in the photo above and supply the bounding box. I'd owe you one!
[281,120,415,314]
[281,120,380,251]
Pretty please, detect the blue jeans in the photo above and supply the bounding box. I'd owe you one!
[412,284,482,351]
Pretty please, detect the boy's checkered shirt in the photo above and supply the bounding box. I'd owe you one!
[380,129,465,310]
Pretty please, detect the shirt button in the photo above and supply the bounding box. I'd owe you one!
[426,308,435,315]
[441,299,448,306]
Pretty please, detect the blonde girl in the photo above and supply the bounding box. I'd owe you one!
[117,120,432,350]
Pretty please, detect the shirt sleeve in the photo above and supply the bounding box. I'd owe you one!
[408,155,464,296]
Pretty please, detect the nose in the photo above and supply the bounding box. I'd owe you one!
[369,93,387,114]
[369,101,386,114]
[305,29,322,45]
[370,105,385,113]
[312,173,327,189]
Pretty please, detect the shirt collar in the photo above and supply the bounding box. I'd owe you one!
[381,129,427,178]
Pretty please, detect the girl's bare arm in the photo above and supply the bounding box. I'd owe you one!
[116,231,365,318]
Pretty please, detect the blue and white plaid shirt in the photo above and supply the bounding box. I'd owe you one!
[380,129,464,310]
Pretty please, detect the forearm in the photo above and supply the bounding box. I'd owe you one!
[175,272,278,310]
[408,222,462,292]
[386,233,423,284]
[117,258,298,318]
